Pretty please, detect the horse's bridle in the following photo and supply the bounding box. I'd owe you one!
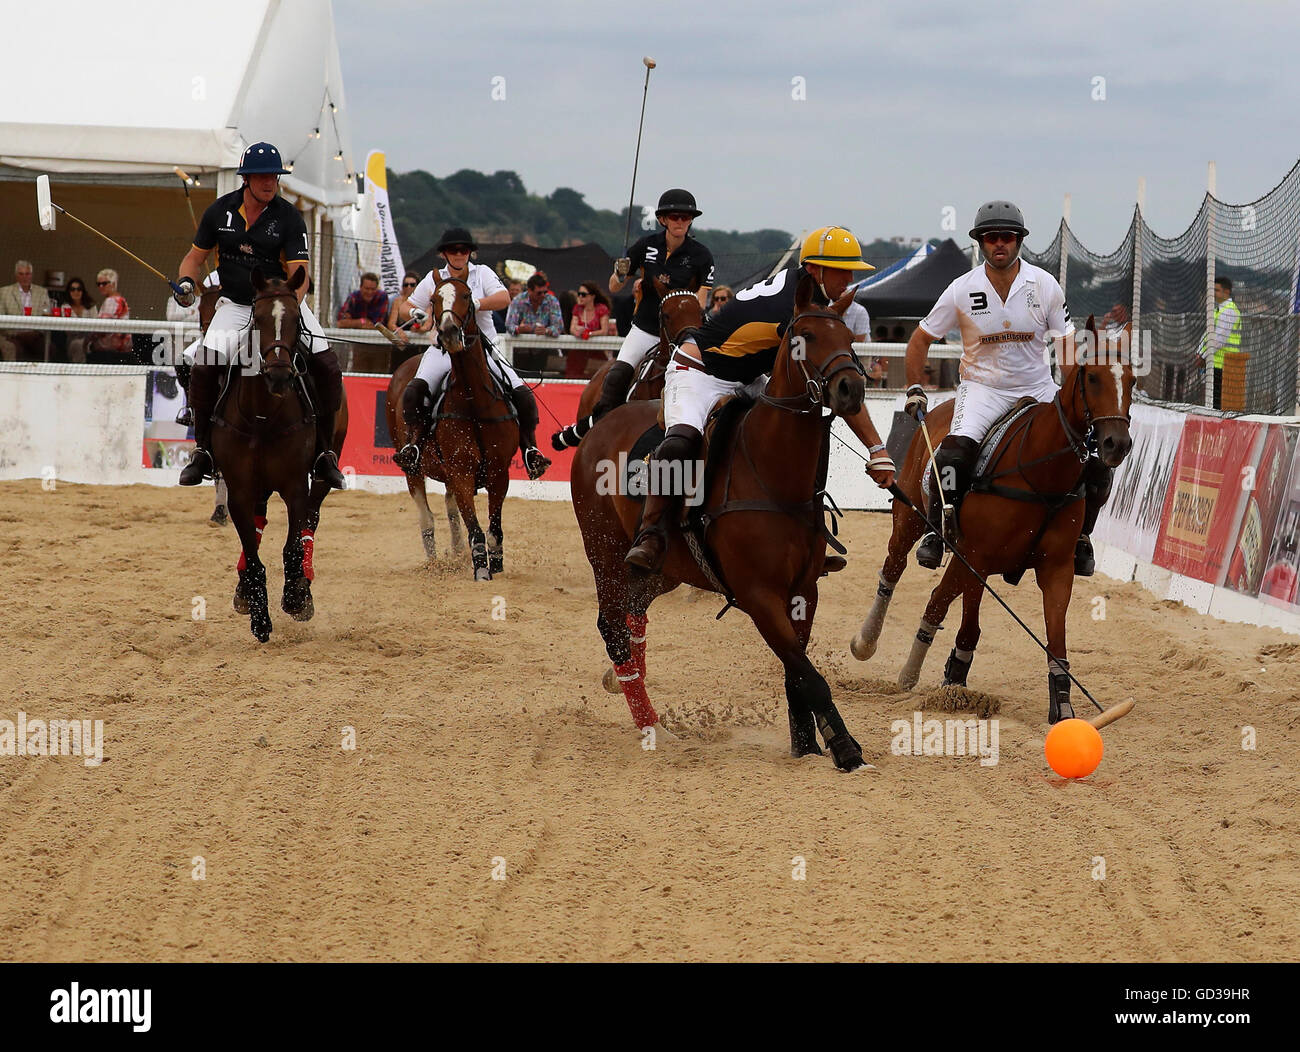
[1055,355,1132,462]
[433,278,479,352]
[760,308,866,415]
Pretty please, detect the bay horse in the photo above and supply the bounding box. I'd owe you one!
[571,273,871,771]
[384,276,517,580]
[551,274,702,449]
[213,266,349,642]
[850,316,1134,722]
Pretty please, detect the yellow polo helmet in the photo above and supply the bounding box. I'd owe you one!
[800,226,875,271]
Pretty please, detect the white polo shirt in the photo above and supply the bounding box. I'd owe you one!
[919,260,1071,393]
[409,262,507,343]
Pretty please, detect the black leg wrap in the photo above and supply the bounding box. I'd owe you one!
[943,648,973,687]
[1048,657,1075,724]
[784,669,822,757]
[597,612,631,665]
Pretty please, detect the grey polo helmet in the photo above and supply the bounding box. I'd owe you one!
[969,201,1029,240]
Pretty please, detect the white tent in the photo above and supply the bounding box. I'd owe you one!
[0,0,357,213]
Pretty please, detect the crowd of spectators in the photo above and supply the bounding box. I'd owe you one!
[0,260,139,363]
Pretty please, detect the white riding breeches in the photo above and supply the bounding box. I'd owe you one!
[663,356,746,433]
[614,324,661,369]
[414,345,521,393]
[181,296,330,369]
[949,377,1060,442]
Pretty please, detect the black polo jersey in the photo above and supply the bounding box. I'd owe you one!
[695,264,837,382]
[193,188,310,305]
[627,230,714,335]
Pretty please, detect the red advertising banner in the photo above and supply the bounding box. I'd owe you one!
[1152,416,1262,583]
[1222,424,1297,596]
[339,376,588,481]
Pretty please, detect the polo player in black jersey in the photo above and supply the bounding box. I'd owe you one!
[624,226,898,572]
[174,141,344,489]
[588,188,715,420]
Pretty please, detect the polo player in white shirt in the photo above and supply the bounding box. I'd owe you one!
[903,201,1107,575]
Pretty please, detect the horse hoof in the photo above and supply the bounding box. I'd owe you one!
[790,741,823,759]
[602,666,620,694]
[898,668,920,691]
[233,581,250,615]
[826,733,870,773]
[209,506,229,527]
[850,631,877,661]
[284,585,315,622]
[489,559,503,576]
[473,566,492,582]
[251,616,272,643]
[649,720,678,742]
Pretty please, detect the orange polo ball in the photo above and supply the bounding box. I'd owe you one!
[1044,718,1104,778]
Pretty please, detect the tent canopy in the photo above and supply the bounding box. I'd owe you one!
[855,239,972,318]
[0,0,356,212]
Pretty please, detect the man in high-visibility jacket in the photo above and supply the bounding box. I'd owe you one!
[1204,277,1243,409]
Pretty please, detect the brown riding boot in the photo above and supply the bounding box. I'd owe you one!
[625,491,680,573]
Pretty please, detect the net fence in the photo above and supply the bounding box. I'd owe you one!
[1025,158,1300,415]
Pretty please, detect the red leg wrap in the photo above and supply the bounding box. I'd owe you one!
[627,614,648,678]
[300,529,315,581]
[237,516,268,572]
[615,659,657,729]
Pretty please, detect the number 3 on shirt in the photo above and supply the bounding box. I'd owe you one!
[736,270,789,301]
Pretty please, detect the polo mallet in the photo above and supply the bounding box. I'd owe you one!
[173,167,212,277]
[37,175,185,296]
[375,310,433,349]
[914,403,954,550]
[887,481,1135,725]
[620,56,656,256]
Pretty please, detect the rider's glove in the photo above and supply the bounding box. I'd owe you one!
[613,258,632,280]
[904,384,928,420]
[408,306,428,326]
[173,277,197,308]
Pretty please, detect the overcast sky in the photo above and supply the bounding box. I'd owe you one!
[333,0,1300,255]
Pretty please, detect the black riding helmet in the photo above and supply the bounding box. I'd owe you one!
[655,188,702,219]
[968,201,1029,240]
[437,227,478,253]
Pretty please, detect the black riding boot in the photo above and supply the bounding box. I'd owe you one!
[394,378,433,473]
[1075,456,1113,577]
[593,361,635,420]
[304,350,345,488]
[174,356,193,426]
[179,362,219,485]
[511,384,552,480]
[916,435,979,569]
[626,425,700,573]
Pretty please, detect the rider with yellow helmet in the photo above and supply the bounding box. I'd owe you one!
[624,226,897,573]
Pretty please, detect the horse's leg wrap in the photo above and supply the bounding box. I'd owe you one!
[236,515,268,572]
[627,613,648,678]
[851,572,898,660]
[784,666,822,758]
[943,646,975,687]
[1048,656,1075,724]
[788,666,863,770]
[300,527,315,581]
[899,618,941,690]
[468,524,489,580]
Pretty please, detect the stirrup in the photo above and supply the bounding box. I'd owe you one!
[179,447,213,486]
[1074,536,1096,577]
[175,405,193,427]
[393,442,422,472]
[314,450,346,489]
[916,531,945,570]
[523,446,551,480]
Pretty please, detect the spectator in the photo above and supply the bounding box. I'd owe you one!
[63,277,96,363]
[506,272,563,336]
[494,278,523,332]
[708,285,733,316]
[570,281,615,340]
[0,259,52,361]
[1202,277,1242,410]
[558,289,578,335]
[385,271,430,351]
[336,271,389,329]
[87,269,131,362]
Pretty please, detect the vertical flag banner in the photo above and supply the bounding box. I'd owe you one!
[361,150,405,297]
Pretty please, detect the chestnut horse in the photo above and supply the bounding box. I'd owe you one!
[550,275,701,450]
[385,276,517,580]
[213,267,349,642]
[571,273,870,771]
[850,317,1134,722]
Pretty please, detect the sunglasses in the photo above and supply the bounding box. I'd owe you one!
[577,291,592,297]
[96,280,112,286]
[982,230,1019,244]
[68,286,85,292]
[403,281,418,287]
[443,246,471,255]
[714,295,730,303]
[662,213,693,222]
